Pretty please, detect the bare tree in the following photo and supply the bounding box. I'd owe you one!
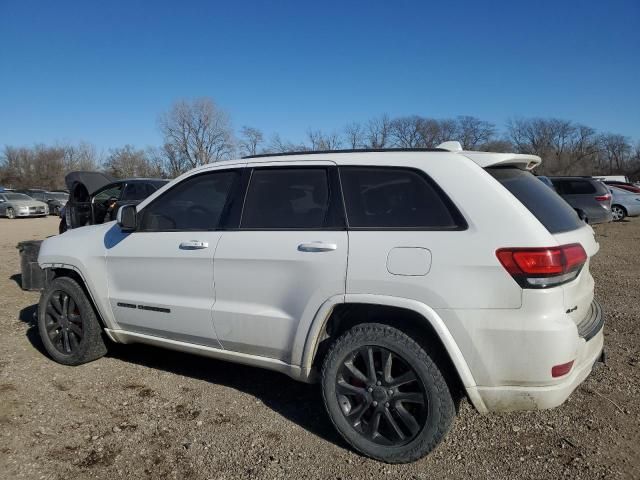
[390,116,425,148]
[597,133,632,175]
[455,116,496,149]
[63,142,100,171]
[366,114,392,148]
[343,122,366,149]
[104,145,163,178]
[0,143,100,189]
[238,126,264,157]
[307,129,342,151]
[158,98,234,171]
[265,134,307,154]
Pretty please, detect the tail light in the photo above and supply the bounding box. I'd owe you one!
[594,193,611,202]
[496,243,587,288]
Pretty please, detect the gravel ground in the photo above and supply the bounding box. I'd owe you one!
[0,216,639,479]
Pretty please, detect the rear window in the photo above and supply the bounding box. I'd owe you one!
[552,179,597,195]
[488,168,583,234]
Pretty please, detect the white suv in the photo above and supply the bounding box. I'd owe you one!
[37,143,605,463]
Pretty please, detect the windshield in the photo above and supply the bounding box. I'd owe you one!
[487,167,584,234]
[4,193,33,201]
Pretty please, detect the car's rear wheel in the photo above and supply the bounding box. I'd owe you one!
[611,205,626,222]
[37,276,108,365]
[6,207,16,219]
[321,323,455,463]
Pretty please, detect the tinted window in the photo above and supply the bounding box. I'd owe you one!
[94,185,123,203]
[488,168,583,234]
[122,183,151,201]
[241,168,330,229]
[340,167,461,229]
[553,179,597,195]
[139,171,238,231]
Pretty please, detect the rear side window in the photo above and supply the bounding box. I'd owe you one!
[488,168,583,234]
[139,171,238,231]
[339,167,464,229]
[553,179,597,195]
[241,168,330,229]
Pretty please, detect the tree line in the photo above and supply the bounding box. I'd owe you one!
[1,97,639,190]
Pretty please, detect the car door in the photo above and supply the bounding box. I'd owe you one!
[106,167,243,347]
[212,162,348,362]
[0,194,7,215]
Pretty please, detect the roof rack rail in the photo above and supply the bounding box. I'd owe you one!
[242,147,447,159]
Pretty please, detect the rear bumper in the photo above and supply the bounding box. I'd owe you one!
[469,300,605,412]
[587,208,613,224]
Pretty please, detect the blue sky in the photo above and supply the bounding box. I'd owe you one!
[0,0,638,151]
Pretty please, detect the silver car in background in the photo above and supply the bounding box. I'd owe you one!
[609,186,640,221]
[0,192,49,218]
[549,176,613,224]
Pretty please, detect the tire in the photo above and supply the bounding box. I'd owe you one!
[37,276,108,366]
[321,323,455,463]
[6,207,15,219]
[53,206,60,216]
[611,205,626,222]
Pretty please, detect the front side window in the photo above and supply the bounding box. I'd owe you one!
[339,167,463,229]
[241,168,330,229]
[94,185,123,203]
[139,171,238,231]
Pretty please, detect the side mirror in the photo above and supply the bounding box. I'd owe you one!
[117,204,137,231]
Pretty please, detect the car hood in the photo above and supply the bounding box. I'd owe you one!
[8,200,48,208]
[65,171,115,196]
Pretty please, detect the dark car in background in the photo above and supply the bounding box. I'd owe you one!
[64,171,168,230]
[549,177,613,224]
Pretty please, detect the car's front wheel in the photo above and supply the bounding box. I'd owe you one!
[611,205,626,222]
[37,276,108,365]
[321,323,455,463]
[6,207,16,219]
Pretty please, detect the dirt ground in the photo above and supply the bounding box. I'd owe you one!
[0,216,639,480]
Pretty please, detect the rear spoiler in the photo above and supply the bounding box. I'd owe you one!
[461,152,542,171]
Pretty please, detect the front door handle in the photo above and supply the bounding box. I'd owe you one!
[298,242,337,252]
[179,240,209,250]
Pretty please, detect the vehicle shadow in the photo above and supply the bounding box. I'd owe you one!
[19,303,344,448]
[19,304,49,357]
[10,273,22,288]
[106,342,344,446]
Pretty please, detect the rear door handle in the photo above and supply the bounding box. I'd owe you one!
[298,242,337,252]
[179,240,209,250]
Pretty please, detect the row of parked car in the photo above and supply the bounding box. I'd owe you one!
[1,175,168,230]
[0,188,68,218]
[537,176,640,224]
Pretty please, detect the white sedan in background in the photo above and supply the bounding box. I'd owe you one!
[610,186,640,221]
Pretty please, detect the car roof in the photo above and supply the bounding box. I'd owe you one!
[198,145,542,172]
[119,178,169,183]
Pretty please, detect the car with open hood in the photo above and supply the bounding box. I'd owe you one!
[64,171,168,229]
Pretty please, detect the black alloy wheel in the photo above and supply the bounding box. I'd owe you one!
[336,346,427,446]
[37,276,108,365]
[322,324,455,463]
[44,290,84,355]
